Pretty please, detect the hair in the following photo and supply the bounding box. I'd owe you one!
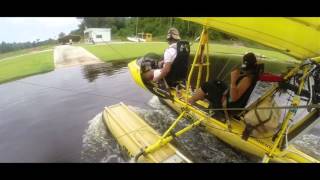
[243,53,257,64]
[167,37,179,44]
[242,53,259,82]
[242,53,257,71]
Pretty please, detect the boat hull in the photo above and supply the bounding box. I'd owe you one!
[128,58,319,163]
[102,102,192,163]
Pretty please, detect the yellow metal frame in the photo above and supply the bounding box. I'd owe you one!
[144,112,204,155]
[127,25,320,162]
[186,26,210,105]
[138,26,212,157]
[262,65,312,162]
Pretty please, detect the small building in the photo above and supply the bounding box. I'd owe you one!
[84,28,111,43]
[58,35,81,45]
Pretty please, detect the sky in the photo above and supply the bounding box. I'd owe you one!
[0,17,81,43]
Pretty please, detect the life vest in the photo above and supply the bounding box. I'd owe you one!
[227,74,258,109]
[165,40,190,86]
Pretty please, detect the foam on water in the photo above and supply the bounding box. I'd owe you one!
[82,96,319,163]
[293,134,320,160]
[81,113,126,162]
[139,96,251,162]
[82,96,253,162]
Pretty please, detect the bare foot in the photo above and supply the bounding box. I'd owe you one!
[187,99,195,105]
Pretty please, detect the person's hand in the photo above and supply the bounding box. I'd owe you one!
[158,60,164,68]
[230,68,240,84]
[152,77,158,83]
[152,75,160,82]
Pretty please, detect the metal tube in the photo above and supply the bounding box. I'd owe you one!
[161,111,186,138]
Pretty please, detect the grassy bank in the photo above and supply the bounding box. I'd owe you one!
[0,51,54,84]
[0,44,56,60]
[0,41,297,85]
[80,42,168,61]
[80,42,298,63]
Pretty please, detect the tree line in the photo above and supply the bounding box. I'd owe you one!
[0,38,57,54]
[70,17,270,49]
[1,17,267,54]
[70,17,237,41]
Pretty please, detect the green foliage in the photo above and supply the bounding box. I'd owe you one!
[72,17,250,44]
[0,39,58,55]
[0,51,54,84]
[80,42,295,63]
[80,42,168,61]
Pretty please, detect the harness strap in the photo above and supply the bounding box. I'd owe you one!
[242,102,274,140]
[222,100,232,130]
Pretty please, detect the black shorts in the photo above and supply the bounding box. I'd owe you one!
[201,80,228,108]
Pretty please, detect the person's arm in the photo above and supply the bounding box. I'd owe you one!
[229,69,252,102]
[153,46,175,82]
[153,62,172,82]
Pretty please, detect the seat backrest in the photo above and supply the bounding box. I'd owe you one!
[166,40,190,86]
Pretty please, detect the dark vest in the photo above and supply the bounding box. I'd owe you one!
[165,41,190,86]
[227,74,257,109]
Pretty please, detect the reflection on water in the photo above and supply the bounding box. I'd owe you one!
[0,60,152,162]
[82,61,131,82]
[0,56,318,162]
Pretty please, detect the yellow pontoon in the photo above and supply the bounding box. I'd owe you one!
[104,17,320,163]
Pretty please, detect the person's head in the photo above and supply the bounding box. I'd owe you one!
[241,52,257,73]
[166,27,180,44]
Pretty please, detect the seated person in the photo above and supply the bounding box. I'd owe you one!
[142,27,181,82]
[188,52,259,111]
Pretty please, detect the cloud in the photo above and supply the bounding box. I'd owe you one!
[0,17,81,43]
[3,17,80,27]
[33,17,81,28]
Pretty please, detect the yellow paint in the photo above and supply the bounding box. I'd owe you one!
[103,102,191,163]
[181,17,320,60]
[126,58,320,163]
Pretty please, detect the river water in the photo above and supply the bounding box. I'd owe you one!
[0,61,319,162]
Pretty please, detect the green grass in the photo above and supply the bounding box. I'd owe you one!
[80,42,168,61]
[80,42,298,63]
[0,41,298,85]
[206,43,297,63]
[0,44,56,60]
[81,42,297,85]
[0,51,54,84]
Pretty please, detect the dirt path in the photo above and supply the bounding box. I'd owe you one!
[54,45,102,68]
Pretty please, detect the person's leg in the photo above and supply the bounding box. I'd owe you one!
[153,69,161,81]
[188,87,206,105]
[142,70,154,81]
[187,80,226,107]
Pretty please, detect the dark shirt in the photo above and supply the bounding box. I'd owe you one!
[226,74,257,108]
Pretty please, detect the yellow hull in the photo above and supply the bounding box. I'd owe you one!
[127,59,320,163]
[162,98,318,163]
[102,102,192,163]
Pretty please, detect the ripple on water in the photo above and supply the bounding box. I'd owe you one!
[82,96,320,163]
[81,113,126,162]
[293,134,320,160]
[82,96,253,162]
